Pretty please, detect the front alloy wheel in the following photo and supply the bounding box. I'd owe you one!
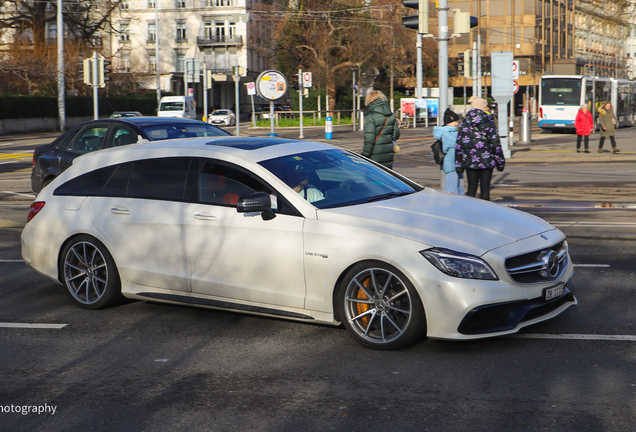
[62,236,122,309]
[339,262,426,350]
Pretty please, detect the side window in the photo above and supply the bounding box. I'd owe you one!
[106,126,138,148]
[101,163,132,196]
[197,159,298,215]
[70,125,110,154]
[54,165,118,196]
[127,158,192,201]
[57,129,81,150]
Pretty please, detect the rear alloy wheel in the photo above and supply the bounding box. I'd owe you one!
[61,236,122,309]
[339,262,426,350]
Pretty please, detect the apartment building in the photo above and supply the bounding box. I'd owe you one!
[446,0,630,104]
[110,0,270,117]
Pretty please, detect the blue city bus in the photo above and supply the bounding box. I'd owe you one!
[539,75,636,131]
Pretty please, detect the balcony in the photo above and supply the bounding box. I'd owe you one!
[197,35,242,47]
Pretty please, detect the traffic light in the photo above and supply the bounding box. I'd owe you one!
[292,74,299,91]
[453,9,478,36]
[458,50,471,78]
[81,58,93,85]
[402,0,428,35]
[98,55,111,87]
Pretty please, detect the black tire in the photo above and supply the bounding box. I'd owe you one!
[337,261,427,350]
[42,177,54,189]
[60,235,122,309]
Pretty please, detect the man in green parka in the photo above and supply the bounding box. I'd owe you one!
[363,90,400,169]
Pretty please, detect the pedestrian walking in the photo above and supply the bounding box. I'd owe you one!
[574,104,593,153]
[597,101,620,153]
[433,108,464,194]
[362,90,400,169]
[455,96,505,201]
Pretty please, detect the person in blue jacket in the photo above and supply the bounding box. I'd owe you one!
[433,108,464,194]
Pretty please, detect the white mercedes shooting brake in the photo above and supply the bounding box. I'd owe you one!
[21,137,576,350]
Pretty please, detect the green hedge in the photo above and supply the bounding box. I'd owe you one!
[0,96,158,119]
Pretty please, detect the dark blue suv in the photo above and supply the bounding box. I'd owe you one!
[31,117,230,194]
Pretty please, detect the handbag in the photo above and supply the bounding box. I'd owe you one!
[375,117,399,153]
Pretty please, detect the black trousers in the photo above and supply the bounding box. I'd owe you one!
[598,136,616,149]
[466,168,494,201]
[576,134,589,150]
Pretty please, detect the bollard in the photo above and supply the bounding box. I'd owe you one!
[518,109,532,144]
[325,116,333,139]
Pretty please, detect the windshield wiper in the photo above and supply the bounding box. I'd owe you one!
[366,191,412,202]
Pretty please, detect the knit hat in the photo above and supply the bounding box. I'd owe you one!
[469,96,488,111]
[443,108,460,125]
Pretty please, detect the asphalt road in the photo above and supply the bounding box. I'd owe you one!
[1,128,636,431]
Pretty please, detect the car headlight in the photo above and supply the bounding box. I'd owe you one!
[420,248,498,280]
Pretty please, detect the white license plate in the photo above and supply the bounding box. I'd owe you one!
[544,284,565,301]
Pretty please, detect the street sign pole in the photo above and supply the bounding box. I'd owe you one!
[491,51,513,158]
[299,68,304,139]
[92,51,99,120]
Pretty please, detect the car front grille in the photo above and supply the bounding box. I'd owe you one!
[505,240,568,284]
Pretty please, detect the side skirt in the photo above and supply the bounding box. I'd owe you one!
[137,292,315,321]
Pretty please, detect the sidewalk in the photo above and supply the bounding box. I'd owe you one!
[245,120,636,164]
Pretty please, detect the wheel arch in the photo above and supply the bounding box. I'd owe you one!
[56,232,119,284]
[331,258,424,324]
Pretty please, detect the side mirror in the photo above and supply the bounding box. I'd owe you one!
[237,192,276,221]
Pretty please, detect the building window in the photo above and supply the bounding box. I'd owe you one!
[176,0,185,8]
[148,0,156,8]
[215,22,225,40]
[177,53,185,72]
[176,22,187,42]
[216,0,233,5]
[120,23,130,43]
[149,54,157,72]
[148,22,156,43]
[205,0,213,6]
[47,23,57,40]
[121,0,131,9]
[228,21,236,38]
[122,52,132,72]
[204,21,213,39]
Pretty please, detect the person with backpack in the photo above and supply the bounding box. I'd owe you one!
[433,108,464,194]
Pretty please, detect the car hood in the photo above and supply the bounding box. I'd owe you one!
[316,188,556,256]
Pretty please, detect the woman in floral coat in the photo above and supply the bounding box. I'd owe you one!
[455,96,505,201]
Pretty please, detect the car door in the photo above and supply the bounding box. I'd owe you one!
[187,159,306,309]
[88,157,194,291]
[60,123,111,173]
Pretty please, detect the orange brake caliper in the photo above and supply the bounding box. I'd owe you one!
[356,278,371,326]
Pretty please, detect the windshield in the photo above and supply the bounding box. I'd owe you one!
[541,78,582,106]
[141,123,231,140]
[212,110,229,115]
[259,149,420,209]
[159,102,184,111]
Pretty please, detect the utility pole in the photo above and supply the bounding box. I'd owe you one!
[56,0,65,131]
[92,51,99,120]
[155,0,161,108]
[438,0,449,116]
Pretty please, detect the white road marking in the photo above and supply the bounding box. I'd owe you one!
[1,191,35,198]
[574,264,610,268]
[0,259,23,262]
[0,323,67,329]
[514,333,636,342]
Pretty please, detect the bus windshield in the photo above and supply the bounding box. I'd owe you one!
[541,79,581,106]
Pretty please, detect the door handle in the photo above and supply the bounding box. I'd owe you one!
[194,213,217,221]
[110,207,131,215]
